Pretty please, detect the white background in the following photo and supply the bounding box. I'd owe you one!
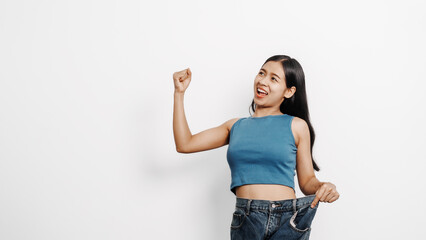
[1,0,425,239]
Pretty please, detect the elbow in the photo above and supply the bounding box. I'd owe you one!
[176,138,192,153]
[175,136,191,153]
[176,146,187,153]
[300,187,309,196]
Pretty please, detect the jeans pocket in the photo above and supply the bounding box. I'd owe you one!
[230,206,247,229]
[289,205,318,233]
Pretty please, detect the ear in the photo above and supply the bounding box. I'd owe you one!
[284,86,296,98]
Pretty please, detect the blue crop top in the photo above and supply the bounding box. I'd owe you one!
[226,114,298,195]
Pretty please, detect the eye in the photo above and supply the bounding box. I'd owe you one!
[258,72,264,75]
[272,77,277,81]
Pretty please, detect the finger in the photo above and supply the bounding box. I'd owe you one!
[324,192,335,202]
[311,195,320,208]
[179,72,188,81]
[326,189,339,202]
[311,192,323,208]
[328,194,340,203]
[321,189,333,202]
[311,186,327,208]
[327,195,338,203]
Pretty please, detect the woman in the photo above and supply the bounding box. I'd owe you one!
[173,55,340,240]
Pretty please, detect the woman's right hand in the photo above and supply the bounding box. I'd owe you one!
[173,68,192,94]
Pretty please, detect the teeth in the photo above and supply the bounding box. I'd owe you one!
[257,88,268,94]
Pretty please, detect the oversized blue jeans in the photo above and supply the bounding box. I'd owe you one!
[230,194,319,240]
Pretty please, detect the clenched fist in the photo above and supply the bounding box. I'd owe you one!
[173,68,192,94]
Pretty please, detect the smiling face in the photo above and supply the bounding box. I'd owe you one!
[253,61,290,110]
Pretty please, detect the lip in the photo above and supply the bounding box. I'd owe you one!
[256,92,266,98]
[258,87,268,94]
[256,91,267,98]
[256,87,268,98]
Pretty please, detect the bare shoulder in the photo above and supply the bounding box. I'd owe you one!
[290,116,309,146]
[224,117,242,132]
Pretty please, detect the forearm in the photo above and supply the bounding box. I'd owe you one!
[302,176,325,195]
[173,91,192,152]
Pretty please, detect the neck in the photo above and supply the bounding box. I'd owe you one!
[252,109,283,118]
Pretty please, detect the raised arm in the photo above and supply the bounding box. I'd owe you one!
[172,68,238,153]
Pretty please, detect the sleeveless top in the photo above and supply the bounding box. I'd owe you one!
[226,114,298,195]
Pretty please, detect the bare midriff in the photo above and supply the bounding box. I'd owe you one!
[235,184,296,201]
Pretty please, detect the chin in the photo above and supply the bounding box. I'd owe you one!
[253,98,262,105]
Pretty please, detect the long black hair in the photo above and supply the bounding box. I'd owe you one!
[249,55,320,171]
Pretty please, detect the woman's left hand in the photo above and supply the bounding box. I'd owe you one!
[311,182,340,208]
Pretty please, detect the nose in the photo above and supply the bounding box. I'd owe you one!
[258,76,268,85]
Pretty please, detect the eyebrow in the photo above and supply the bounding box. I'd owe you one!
[260,68,281,80]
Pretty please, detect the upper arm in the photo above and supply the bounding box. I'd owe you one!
[178,117,240,153]
[293,117,316,193]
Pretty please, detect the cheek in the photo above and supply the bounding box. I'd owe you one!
[272,87,285,97]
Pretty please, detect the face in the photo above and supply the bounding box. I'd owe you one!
[253,61,289,108]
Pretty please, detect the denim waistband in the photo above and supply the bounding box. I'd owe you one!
[235,194,317,214]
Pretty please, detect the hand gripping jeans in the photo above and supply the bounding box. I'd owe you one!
[230,194,319,240]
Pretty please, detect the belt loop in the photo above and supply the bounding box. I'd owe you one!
[292,198,297,214]
[246,199,252,216]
